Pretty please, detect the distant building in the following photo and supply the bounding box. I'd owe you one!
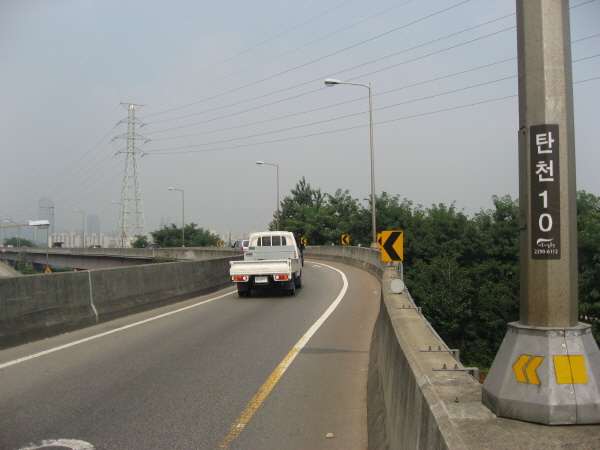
[88,214,100,235]
[49,232,130,248]
[49,233,79,248]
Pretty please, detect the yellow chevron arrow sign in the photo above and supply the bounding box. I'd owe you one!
[380,230,404,262]
[512,354,544,385]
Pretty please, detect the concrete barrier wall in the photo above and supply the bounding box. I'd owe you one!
[304,245,386,279]
[1,247,239,270]
[0,255,242,348]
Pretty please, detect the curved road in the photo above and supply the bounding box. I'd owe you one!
[0,260,380,450]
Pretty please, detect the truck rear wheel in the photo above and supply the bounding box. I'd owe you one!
[294,274,302,289]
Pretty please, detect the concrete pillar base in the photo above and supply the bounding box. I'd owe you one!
[482,322,600,425]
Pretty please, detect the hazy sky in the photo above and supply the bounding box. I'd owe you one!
[1,0,598,240]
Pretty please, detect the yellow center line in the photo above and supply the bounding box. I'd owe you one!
[217,263,348,449]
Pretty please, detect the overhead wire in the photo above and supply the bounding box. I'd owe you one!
[133,0,356,103]
[145,38,598,145]
[140,0,470,119]
[140,1,412,107]
[140,0,594,125]
[146,95,518,156]
[146,54,599,156]
[143,72,600,158]
[142,12,516,132]
[153,58,516,142]
[146,75,517,154]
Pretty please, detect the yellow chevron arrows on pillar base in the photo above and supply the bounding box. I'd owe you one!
[482,322,600,425]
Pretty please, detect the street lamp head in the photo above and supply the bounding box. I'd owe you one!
[324,78,341,87]
[256,161,264,165]
[168,187,174,190]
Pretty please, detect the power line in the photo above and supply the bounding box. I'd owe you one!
[141,1,413,107]
[144,24,516,138]
[143,13,515,130]
[140,1,470,119]
[146,75,517,152]
[146,74,598,157]
[133,0,355,103]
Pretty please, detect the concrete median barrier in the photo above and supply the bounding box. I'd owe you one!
[0,256,242,348]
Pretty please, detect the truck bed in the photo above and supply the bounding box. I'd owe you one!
[229,259,292,276]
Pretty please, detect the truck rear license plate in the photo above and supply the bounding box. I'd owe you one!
[255,276,268,284]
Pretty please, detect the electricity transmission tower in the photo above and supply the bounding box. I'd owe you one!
[112,103,149,246]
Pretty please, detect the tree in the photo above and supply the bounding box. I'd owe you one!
[278,177,331,243]
[577,191,600,342]
[131,235,149,248]
[405,197,520,367]
[18,251,35,274]
[3,237,35,247]
[150,223,219,247]
[270,179,600,361]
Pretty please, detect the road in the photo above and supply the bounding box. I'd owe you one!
[0,260,380,450]
[0,260,20,278]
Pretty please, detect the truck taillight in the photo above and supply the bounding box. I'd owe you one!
[273,274,289,281]
[233,275,249,282]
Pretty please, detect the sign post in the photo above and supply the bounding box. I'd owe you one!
[482,0,600,425]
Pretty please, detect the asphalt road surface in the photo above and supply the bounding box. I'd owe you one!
[0,261,20,278]
[0,260,380,450]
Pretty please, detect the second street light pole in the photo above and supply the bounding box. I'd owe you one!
[325,78,377,248]
[256,161,280,231]
[168,187,185,247]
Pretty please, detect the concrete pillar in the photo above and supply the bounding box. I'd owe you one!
[482,0,600,425]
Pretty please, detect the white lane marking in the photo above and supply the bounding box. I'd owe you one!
[19,439,94,449]
[0,290,236,370]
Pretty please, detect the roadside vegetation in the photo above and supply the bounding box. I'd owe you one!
[131,223,220,248]
[276,177,600,368]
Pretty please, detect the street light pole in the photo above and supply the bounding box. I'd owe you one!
[256,161,280,231]
[324,78,377,248]
[73,210,85,248]
[168,187,185,247]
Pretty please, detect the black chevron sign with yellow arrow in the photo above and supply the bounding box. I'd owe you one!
[380,230,404,262]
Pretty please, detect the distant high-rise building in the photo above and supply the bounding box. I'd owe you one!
[88,214,100,235]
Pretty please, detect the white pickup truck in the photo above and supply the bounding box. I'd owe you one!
[229,231,303,297]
